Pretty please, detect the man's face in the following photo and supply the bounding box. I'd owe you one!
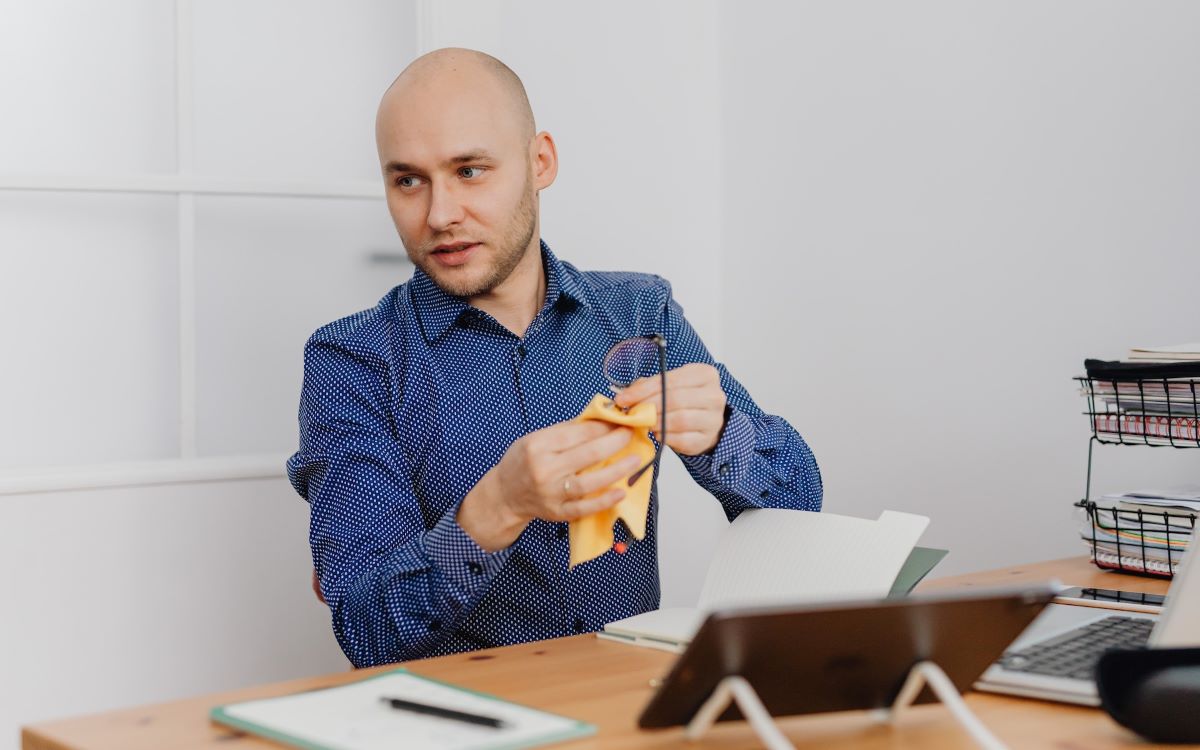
[377,76,538,298]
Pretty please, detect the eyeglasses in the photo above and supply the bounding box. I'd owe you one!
[602,334,667,486]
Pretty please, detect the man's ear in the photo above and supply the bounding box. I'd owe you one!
[531,131,558,190]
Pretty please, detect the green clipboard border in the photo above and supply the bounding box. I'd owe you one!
[210,667,596,750]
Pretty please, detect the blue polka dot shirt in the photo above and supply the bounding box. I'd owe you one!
[286,241,822,667]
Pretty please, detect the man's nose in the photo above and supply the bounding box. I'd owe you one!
[426,178,466,232]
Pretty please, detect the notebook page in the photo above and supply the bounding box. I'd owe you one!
[1130,343,1200,355]
[697,509,929,612]
[217,670,591,750]
[599,606,703,645]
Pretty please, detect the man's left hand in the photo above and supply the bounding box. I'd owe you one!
[613,362,727,456]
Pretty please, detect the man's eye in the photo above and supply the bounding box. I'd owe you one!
[459,166,484,179]
[396,175,421,188]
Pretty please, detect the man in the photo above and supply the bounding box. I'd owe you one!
[287,48,821,667]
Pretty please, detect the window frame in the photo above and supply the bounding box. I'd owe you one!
[0,0,430,495]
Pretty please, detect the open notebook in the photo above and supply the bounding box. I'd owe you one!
[599,508,942,652]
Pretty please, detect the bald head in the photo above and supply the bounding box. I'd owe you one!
[378,48,535,145]
[373,48,559,305]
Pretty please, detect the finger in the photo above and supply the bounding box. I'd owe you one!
[656,408,721,437]
[570,454,642,498]
[560,488,626,521]
[538,419,622,454]
[658,385,725,412]
[615,364,715,409]
[644,388,725,435]
[557,426,633,473]
[613,374,660,409]
[648,400,724,435]
[663,363,715,390]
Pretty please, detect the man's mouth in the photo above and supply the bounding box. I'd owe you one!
[430,242,480,267]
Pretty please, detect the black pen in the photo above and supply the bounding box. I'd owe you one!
[379,696,507,729]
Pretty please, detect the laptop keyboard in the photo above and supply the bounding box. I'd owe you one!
[998,615,1153,681]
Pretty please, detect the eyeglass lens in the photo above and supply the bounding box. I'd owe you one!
[601,336,667,488]
[603,338,662,390]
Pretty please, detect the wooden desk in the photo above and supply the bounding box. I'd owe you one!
[22,557,1188,749]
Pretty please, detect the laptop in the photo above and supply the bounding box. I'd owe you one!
[976,542,1200,705]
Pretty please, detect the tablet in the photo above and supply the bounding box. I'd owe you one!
[638,583,1055,728]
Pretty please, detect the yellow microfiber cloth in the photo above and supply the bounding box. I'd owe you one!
[568,394,657,568]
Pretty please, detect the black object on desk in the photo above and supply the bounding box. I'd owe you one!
[1097,647,1200,744]
[380,696,507,729]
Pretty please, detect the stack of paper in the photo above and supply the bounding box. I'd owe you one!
[1081,351,1200,444]
[1127,343,1200,362]
[1078,350,1200,571]
[1083,486,1198,574]
[599,508,937,651]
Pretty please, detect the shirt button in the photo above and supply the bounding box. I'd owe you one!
[718,463,731,478]
[760,489,770,499]
[573,618,585,633]
[467,561,483,575]
[516,344,527,358]
[556,525,567,539]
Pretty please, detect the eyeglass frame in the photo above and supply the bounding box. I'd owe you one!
[602,334,667,487]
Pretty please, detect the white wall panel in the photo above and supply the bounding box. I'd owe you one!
[0,479,347,748]
[494,1,724,343]
[0,1,176,175]
[191,0,418,182]
[194,195,403,456]
[0,193,179,468]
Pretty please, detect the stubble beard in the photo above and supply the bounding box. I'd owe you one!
[409,173,538,299]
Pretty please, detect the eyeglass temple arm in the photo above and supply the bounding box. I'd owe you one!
[627,339,668,487]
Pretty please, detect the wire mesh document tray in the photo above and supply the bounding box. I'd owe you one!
[1075,375,1199,578]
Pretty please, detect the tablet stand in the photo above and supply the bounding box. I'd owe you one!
[683,661,1007,750]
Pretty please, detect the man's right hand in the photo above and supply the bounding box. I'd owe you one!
[458,420,642,551]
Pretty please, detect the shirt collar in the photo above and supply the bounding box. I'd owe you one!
[410,240,589,343]
[543,240,590,312]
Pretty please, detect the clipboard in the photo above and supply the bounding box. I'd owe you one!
[212,668,594,750]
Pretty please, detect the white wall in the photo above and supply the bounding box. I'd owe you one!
[0,480,349,742]
[718,1,1200,575]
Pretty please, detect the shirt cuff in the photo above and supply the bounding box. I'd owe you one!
[424,500,513,595]
[679,405,755,487]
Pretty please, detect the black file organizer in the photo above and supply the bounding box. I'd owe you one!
[1075,376,1199,578]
